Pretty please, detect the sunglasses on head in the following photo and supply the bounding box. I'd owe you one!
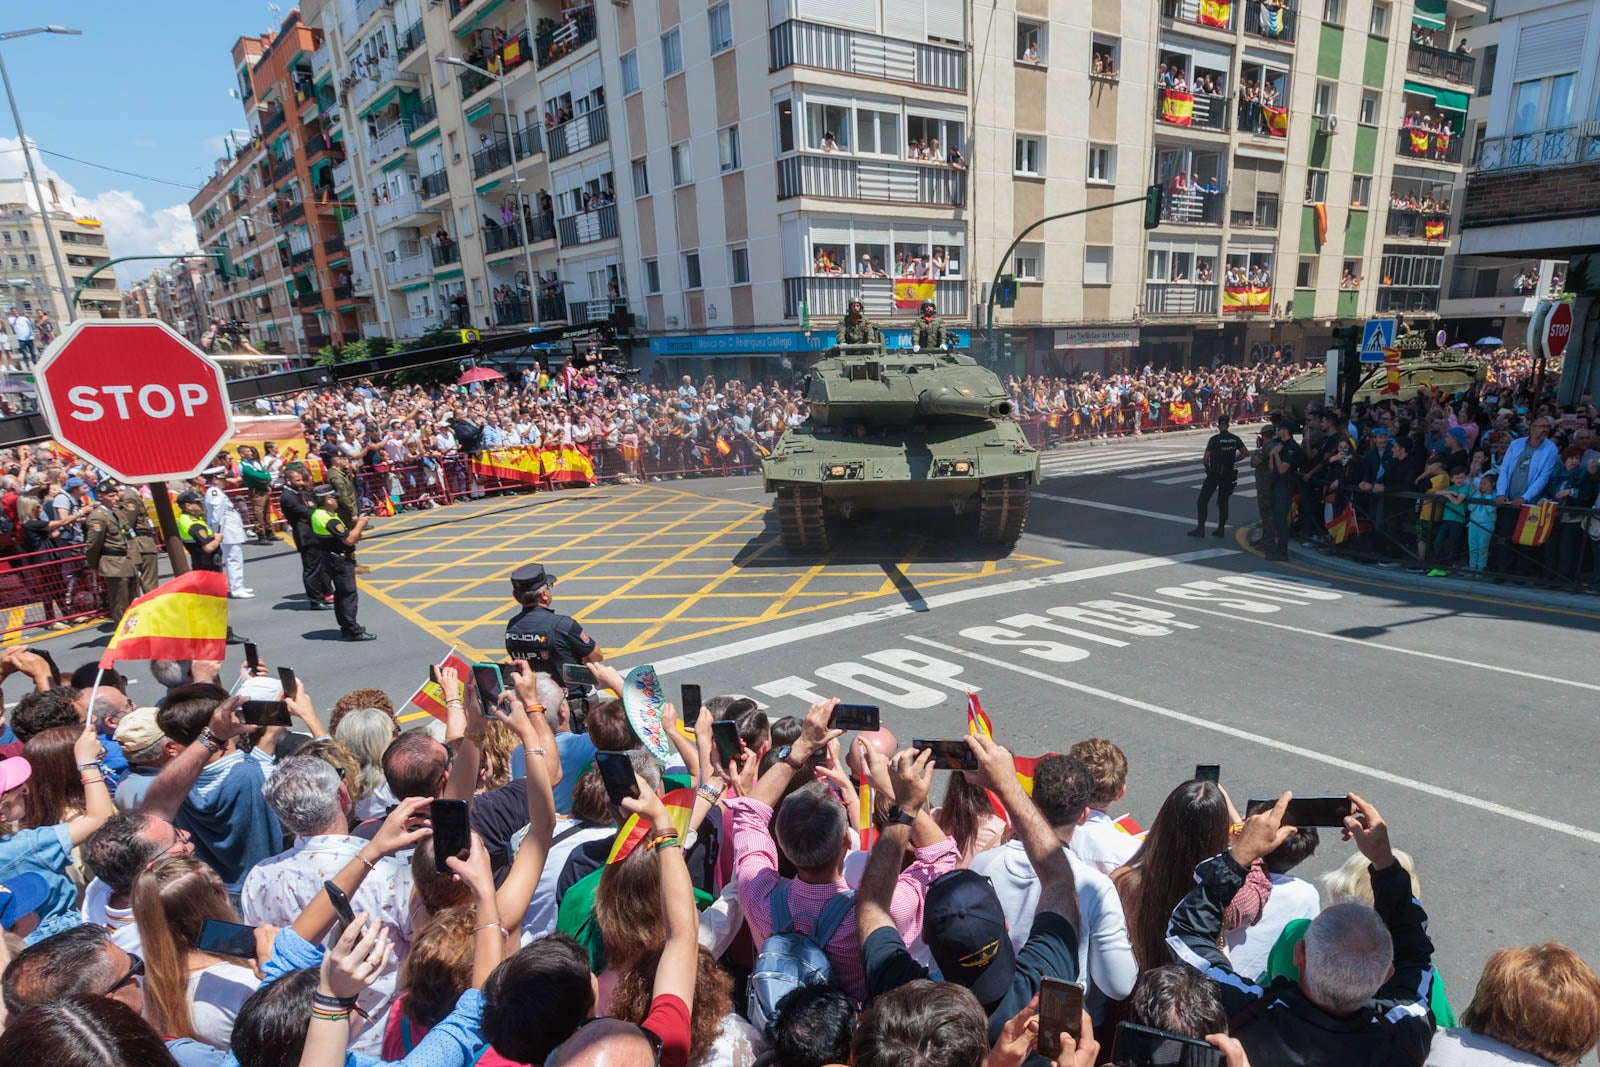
[106,952,144,995]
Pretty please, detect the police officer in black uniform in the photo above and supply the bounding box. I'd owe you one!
[1189,413,1250,539]
[504,563,615,697]
[311,484,374,641]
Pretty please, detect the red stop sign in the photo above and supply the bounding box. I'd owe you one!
[1544,302,1573,362]
[35,321,234,483]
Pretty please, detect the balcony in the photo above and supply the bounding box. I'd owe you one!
[1244,0,1296,42]
[397,19,425,59]
[777,154,966,207]
[509,123,542,160]
[546,106,607,161]
[1397,125,1464,163]
[354,0,391,31]
[333,281,354,299]
[394,314,445,338]
[370,122,409,162]
[352,271,374,293]
[1158,188,1225,226]
[1161,0,1234,31]
[283,201,307,224]
[1156,89,1229,132]
[261,108,287,137]
[341,213,364,245]
[556,204,619,248]
[420,169,450,200]
[311,45,332,80]
[1143,282,1219,315]
[429,239,461,267]
[384,252,430,285]
[1473,126,1600,173]
[291,248,314,267]
[324,234,347,256]
[1375,288,1440,313]
[538,294,569,321]
[374,194,423,228]
[448,0,480,16]
[1407,42,1476,86]
[1385,211,1450,240]
[495,296,534,325]
[1237,99,1290,139]
[333,159,354,189]
[782,276,967,319]
[536,5,597,69]
[406,95,438,133]
[272,154,296,180]
[361,322,386,339]
[350,59,401,110]
[570,299,631,326]
[769,19,966,92]
[471,137,514,178]
[458,66,495,100]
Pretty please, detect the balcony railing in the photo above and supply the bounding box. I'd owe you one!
[374,195,422,228]
[1375,287,1440,313]
[290,248,314,267]
[394,314,446,337]
[1406,42,1476,86]
[350,60,400,109]
[272,154,296,180]
[323,235,347,257]
[384,253,430,285]
[1237,99,1290,138]
[1397,125,1463,163]
[513,123,543,160]
[483,220,527,254]
[782,277,967,319]
[458,66,494,100]
[420,169,450,200]
[261,108,287,137]
[341,214,364,244]
[570,299,631,325]
[354,0,390,30]
[538,294,569,321]
[1144,282,1219,315]
[352,271,373,292]
[546,106,607,161]
[536,6,597,69]
[397,19,425,59]
[769,19,966,91]
[406,95,438,133]
[1162,0,1234,30]
[333,281,355,299]
[332,159,354,188]
[311,45,332,80]
[495,296,534,325]
[361,322,386,339]
[1158,187,1225,225]
[429,240,461,267]
[556,204,619,248]
[1156,89,1229,131]
[370,122,409,161]
[1474,126,1600,173]
[283,201,307,224]
[471,138,514,178]
[777,154,966,206]
[1244,0,1296,41]
[1385,211,1450,240]
[448,0,479,16]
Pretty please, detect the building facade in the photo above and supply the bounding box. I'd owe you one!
[0,177,119,325]
[121,256,217,343]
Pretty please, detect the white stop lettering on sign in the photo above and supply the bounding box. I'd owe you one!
[66,383,212,421]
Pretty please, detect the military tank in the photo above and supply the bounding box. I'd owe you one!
[1268,345,1488,423]
[763,344,1039,553]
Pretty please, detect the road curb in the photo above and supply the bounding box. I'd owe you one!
[1285,538,1600,614]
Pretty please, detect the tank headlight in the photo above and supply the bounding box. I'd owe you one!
[829,465,846,477]
[954,461,971,474]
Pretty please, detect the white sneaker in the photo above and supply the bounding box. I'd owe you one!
[230,591,257,599]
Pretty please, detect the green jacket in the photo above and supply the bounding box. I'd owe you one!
[327,468,359,525]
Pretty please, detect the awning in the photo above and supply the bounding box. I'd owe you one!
[454,0,508,36]
[1404,80,1469,112]
[465,101,493,124]
[475,179,501,196]
[402,281,432,293]
[435,268,464,281]
[357,88,398,120]
[1412,0,1447,30]
[411,126,441,147]
[380,154,413,173]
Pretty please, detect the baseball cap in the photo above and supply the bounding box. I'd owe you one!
[175,490,204,505]
[511,563,555,598]
[113,706,165,753]
[63,477,86,489]
[0,872,50,931]
[922,870,1016,1006]
[0,755,31,795]
[1448,426,1468,443]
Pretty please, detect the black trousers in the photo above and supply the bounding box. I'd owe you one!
[325,552,361,635]
[1196,471,1235,529]
[294,526,330,600]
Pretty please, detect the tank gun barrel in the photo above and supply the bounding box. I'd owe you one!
[916,387,1013,418]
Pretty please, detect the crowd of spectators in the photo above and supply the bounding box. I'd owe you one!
[1008,362,1314,432]
[1,651,1595,1067]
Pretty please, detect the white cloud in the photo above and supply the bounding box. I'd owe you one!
[0,136,199,286]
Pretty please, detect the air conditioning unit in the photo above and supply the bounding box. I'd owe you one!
[1318,114,1341,134]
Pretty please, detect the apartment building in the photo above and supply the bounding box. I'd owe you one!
[190,11,366,354]
[1457,0,1599,398]
[123,256,217,343]
[0,177,119,324]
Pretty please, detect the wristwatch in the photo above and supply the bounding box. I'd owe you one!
[886,805,917,827]
[777,745,804,771]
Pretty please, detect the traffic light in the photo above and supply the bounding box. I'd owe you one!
[997,273,1017,309]
[1143,184,1164,230]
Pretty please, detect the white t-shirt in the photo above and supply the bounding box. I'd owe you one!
[514,821,615,940]
[81,877,143,953]
[1223,873,1322,982]
[186,959,260,1048]
[9,315,32,341]
[1069,809,1142,875]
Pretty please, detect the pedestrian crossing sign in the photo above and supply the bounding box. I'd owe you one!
[1360,318,1396,363]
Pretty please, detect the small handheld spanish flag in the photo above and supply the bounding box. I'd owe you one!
[715,436,732,456]
[99,571,229,668]
[606,788,696,865]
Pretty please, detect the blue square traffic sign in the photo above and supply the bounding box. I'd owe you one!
[1360,318,1396,363]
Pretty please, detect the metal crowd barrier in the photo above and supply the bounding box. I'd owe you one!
[0,544,105,638]
[1016,396,1268,449]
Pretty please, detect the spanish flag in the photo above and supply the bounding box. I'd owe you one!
[99,570,230,668]
[1326,503,1365,544]
[542,445,597,485]
[893,277,937,309]
[607,787,696,865]
[1312,202,1328,249]
[405,649,477,721]
[1409,130,1430,155]
[1382,346,1402,395]
[1222,285,1271,312]
[1200,0,1231,26]
[1169,401,1194,425]
[1047,412,1061,429]
[1160,89,1194,126]
[1424,219,1445,240]
[966,692,1011,825]
[1263,104,1289,137]
[714,436,732,456]
[1511,501,1558,547]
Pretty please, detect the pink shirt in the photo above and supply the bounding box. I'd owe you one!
[728,796,958,1003]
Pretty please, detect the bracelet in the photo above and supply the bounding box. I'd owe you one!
[79,776,105,787]
[197,729,222,754]
[444,699,464,709]
[473,921,503,933]
[526,746,547,756]
[313,991,358,1009]
[76,760,101,770]
[651,831,681,852]
[357,854,378,872]
[309,1006,350,1023]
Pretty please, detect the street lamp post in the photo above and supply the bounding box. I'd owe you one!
[438,56,540,329]
[0,26,83,325]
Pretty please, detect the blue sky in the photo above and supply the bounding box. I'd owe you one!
[1,1,293,281]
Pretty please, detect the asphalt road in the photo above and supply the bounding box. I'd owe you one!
[26,425,1600,998]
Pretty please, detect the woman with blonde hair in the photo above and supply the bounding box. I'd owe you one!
[131,855,259,1048]
[332,706,398,820]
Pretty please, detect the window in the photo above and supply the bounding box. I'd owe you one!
[671,143,693,186]
[632,157,650,196]
[458,205,473,236]
[1478,44,1497,95]
[1313,81,1336,117]
[1322,0,1342,24]
[1305,168,1328,202]
[643,257,660,294]
[1014,135,1043,176]
[775,100,795,153]
[1368,2,1389,36]
[1084,246,1112,285]
[1013,242,1042,280]
[855,107,900,156]
[718,125,742,172]
[620,50,640,95]
[730,245,750,285]
[684,251,702,289]
[805,102,850,150]
[1359,91,1379,125]
[1341,259,1361,287]
[1350,175,1371,207]
[1017,19,1046,64]
[661,28,682,76]
[708,2,733,53]
[1087,143,1115,183]
[1092,37,1120,78]
[1297,257,1318,288]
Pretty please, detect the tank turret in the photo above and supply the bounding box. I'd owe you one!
[917,387,1014,419]
[801,344,1016,427]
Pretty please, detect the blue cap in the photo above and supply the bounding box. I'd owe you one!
[0,872,50,930]
[1448,426,1468,442]
[922,870,1016,1006]
[63,477,86,489]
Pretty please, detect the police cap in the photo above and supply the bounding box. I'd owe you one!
[175,490,204,506]
[312,484,338,498]
[510,563,556,599]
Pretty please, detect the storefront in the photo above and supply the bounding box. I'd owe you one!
[1043,327,1140,376]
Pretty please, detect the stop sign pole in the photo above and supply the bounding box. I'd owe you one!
[34,321,237,578]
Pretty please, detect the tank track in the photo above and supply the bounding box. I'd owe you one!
[976,476,1031,545]
[774,485,829,554]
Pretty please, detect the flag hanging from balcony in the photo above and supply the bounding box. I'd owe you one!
[894,277,937,309]
[1382,346,1402,395]
[1160,89,1195,126]
[1312,202,1328,249]
[1222,285,1271,312]
[1409,129,1431,155]
[1261,4,1286,35]
[1424,219,1445,241]
[1200,0,1231,26]
[1263,105,1289,136]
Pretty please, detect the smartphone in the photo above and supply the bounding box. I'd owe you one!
[34,648,60,686]
[710,720,742,765]
[244,643,260,673]
[278,666,297,701]
[680,683,703,721]
[1246,795,1353,828]
[913,739,978,771]
[498,662,520,690]
[560,662,597,687]
[324,879,356,932]
[1037,977,1086,1058]
[429,663,442,686]
[471,663,503,710]
[1111,1022,1226,1067]
[429,798,471,874]
[830,704,881,731]
[196,918,259,960]
[1194,763,1220,784]
[240,699,292,727]
[595,751,640,806]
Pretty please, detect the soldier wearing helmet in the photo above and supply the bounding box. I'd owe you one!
[835,298,882,346]
[912,299,948,352]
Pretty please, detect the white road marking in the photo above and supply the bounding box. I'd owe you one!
[903,634,1600,846]
[1033,495,1198,526]
[1121,463,1206,480]
[648,548,1237,674]
[725,486,764,492]
[1117,591,1600,694]
[1041,454,1196,477]
[1155,472,1205,485]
